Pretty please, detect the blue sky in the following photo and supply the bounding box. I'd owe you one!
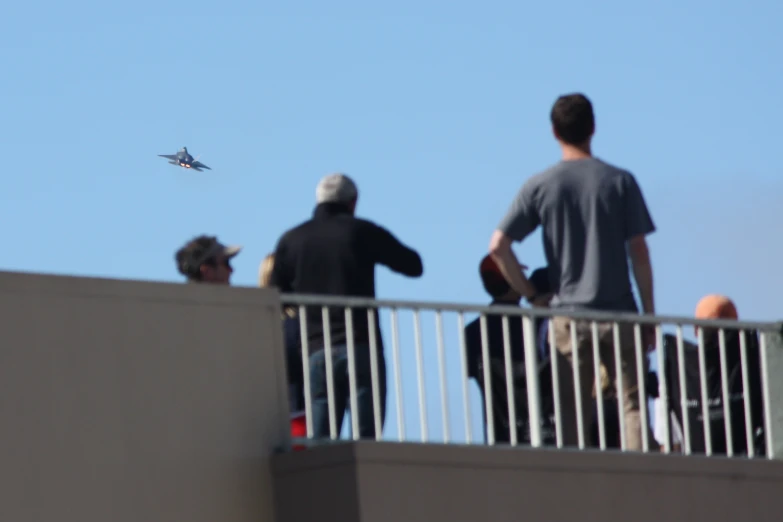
[2,1,780,443]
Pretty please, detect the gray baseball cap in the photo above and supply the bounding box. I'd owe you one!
[316,173,358,204]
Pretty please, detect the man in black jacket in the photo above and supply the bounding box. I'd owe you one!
[270,173,423,440]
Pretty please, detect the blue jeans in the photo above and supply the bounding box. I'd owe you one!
[309,344,387,439]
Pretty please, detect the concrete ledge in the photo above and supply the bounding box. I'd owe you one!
[0,269,280,307]
[274,442,783,522]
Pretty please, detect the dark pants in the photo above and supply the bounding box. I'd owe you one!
[474,359,528,444]
[309,344,387,439]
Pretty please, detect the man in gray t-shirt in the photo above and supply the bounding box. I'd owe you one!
[489,93,657,451]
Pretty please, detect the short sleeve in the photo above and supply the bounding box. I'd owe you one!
[622,174,656,240]
[497,182,540,242]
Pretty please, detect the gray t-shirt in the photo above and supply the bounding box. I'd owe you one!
[497,157,655,312]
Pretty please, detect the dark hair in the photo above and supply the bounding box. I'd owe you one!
[528,267,552,297]
[550,93,595,146]
[175,235,220,280]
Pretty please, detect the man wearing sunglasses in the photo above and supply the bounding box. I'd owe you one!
[174,235,242,284]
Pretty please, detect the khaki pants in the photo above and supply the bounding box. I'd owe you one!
[551,317,657,451]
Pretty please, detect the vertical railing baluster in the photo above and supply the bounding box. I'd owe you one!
[367,308,384,441]
[612,322,626,451]
[591,321,606,450]
[697,327,712,456]
[322,306,339,439]
[739,330,754,457]
[480,315,495,445]
[523,316,542,447]
[389,308,405,442]
[655,324,670,453]
[549,321,562,448]
[501,315,518,446]
[759,332,774,459]
[570,320,585,449]
[345,307,360,440]
[413,309,428,442]
[299,305,313,439]
[718,328,733,456]
[457,312,473,444]
[435,311,450,443]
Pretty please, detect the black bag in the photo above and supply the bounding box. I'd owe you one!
[661,331,765,456]
[475,356,558,445]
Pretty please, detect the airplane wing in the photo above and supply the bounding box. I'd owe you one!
[191,161,211,170]
[158,154,179,160]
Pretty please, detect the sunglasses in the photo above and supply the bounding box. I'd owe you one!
[207,256,232,269]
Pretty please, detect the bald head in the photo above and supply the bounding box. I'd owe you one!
[695,294,738,320]
[316,173,358,205]
[694,294,738,338]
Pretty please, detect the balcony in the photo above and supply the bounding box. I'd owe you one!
[1,270,782,522]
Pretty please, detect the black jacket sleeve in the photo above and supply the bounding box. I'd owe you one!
[368,224,424,277]
[269,236,293,293]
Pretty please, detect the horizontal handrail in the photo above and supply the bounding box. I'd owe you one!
[279,291,781,459]
[278,292,782,331]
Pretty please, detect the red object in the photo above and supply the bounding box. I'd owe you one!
[479,254,501,275]
[290,412,307,451]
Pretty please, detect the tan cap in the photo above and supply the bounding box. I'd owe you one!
[193,240,242,267]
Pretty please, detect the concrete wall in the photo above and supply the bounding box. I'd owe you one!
[0,271,291,522]
[4,269,782,522]
[274,441,783,522]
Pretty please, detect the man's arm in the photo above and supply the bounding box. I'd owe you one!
[488,183,539,299]
[370,224,423,277]
[622,173,656,315]
[628,235,654,315]
[488,231,534,299]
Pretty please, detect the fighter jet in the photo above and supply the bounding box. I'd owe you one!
[158,147,211,171]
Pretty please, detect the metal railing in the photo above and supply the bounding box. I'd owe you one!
[279,293,783,459]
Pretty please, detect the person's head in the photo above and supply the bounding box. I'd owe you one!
[257,252,297,318]
[479,254,520,303]
[258,253,275,288]
[527,267,554,308]
[694,294,738,339]
[550,93,595,150]
[174,235,241,284]
[316,173,358,214]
